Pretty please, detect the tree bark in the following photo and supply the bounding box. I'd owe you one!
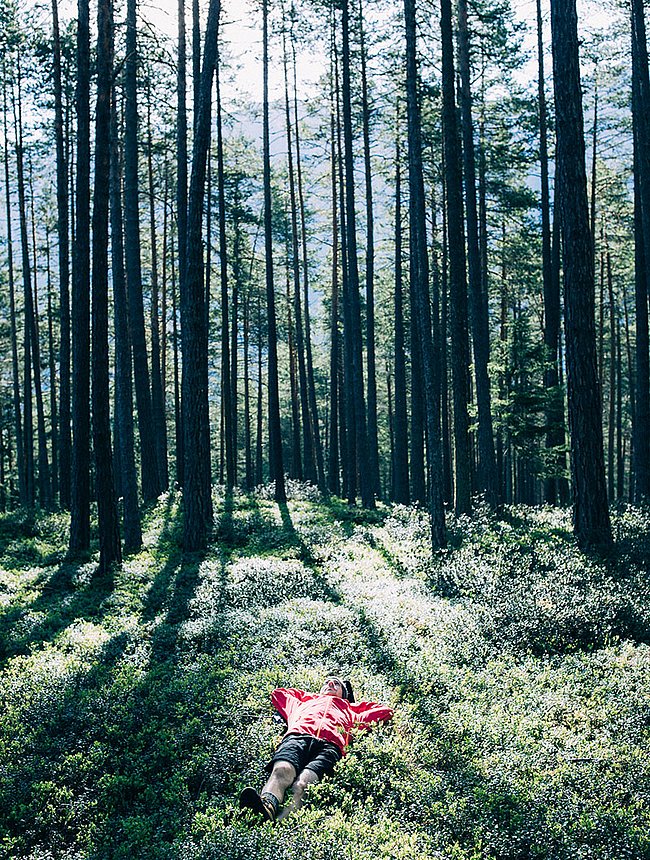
[457,0,497,507]
[441,0,471,515]
[70,0,91,551]
[405,0,445,547]
[92,0,121,572]
[52,0,71,509]
[550,0,612,548]
[262,0,286,503]
[182,0,220,548]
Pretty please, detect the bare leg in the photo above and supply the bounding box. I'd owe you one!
[261,760,296,806]
[276,768,320,821]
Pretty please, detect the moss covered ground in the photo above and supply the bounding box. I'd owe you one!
[1,486,650,859]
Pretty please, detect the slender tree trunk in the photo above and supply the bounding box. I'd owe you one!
[632,0,650,501]
[176,0,188,490]
[46,234,58,502]
[243,288,253,489]
[262,0,286,502]
[286,259,302,478]
[70,0,91,551]
[341,0,373,508]
[283,30,314,483]
[182,0,220,549]
[291,17,326,491]
[256,292,264,485]
[171,228,183,484]
[111,87,142,553]
[2,72,26,506]
[147,84,169,491]
[328,44,341,496]
[359,0,380,498]
[457,0,497,506]
[92,0,121,572]
[52,0,71,509]
[393,119,409,505]
[405,0,445,546]
[441,0,471,514]
[550,0,612,548]
[125,0,160,502]
[215,44,234,491]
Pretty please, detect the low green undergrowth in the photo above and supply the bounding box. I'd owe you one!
[1,490,649,860]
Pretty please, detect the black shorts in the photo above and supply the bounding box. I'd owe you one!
[266,733,342,780]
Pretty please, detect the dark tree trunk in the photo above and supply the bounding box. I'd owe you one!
[457,0,497,507]
[283,32,314,483]
[46,236,58,501]
[243,288,253,489]
[538,0,564,506]
[292,20,326,491]
[359,0,380,499]
[632,0,650,501]
[171,230,183,484]
[125,0,160,502]
[182,0,220,549]
[176,0,188,488]
[405,0,445,547]
[215,46,234,490]
[70,0,91,551]
[111,86,142,553]
[328,42,341,496]
[52,0,71,509]
[341,0,374,509]
[440,0,471,515]
[550,0,612,548]
[262,0,286,502]
[2,78,26,506]
[147,85,169,492]
[92,0,121,572]
[393,122,409,505]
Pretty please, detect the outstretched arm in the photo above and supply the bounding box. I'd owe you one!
[349,700,394,729]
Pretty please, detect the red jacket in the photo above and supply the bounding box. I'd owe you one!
[271,687,393,755]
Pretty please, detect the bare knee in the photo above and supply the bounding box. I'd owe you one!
[271,760,296,785]
[293,769,320,795]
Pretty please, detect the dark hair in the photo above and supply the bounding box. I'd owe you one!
[343,680,355,703]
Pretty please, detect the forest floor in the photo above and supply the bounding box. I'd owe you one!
[1,485,650,860]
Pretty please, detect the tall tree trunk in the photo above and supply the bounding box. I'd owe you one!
[632,0,650,501]
[292,17,326,491]
[92,0,121,572]
[182,0,220,549]
[70,0,91,551]
[12,66,35,507]
[147,84,169,491]
[457,0,497,507]
[215,42,234,491]
[243,287,253,489]
[46,234,58,501]
[393,119,409,505]
[441,0,471,515]
[125,0,161,502]
[25,150,52,508]
[538,0,563,505]
[2,72,26,506]
[111,87,142,553]
[176,0,188,490]
[171,228,183,484]
[52,0,71,509]
[341,0,374,508]
[359,0,380,498]
[550,0,612,548]
[328,40,341,497]
[283,29,315,483]
[262,0,286,502]
[405,0,445,546]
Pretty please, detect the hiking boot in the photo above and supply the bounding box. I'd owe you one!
[239,787,277,823]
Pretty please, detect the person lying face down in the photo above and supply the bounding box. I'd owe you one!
[239,676,394,823]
